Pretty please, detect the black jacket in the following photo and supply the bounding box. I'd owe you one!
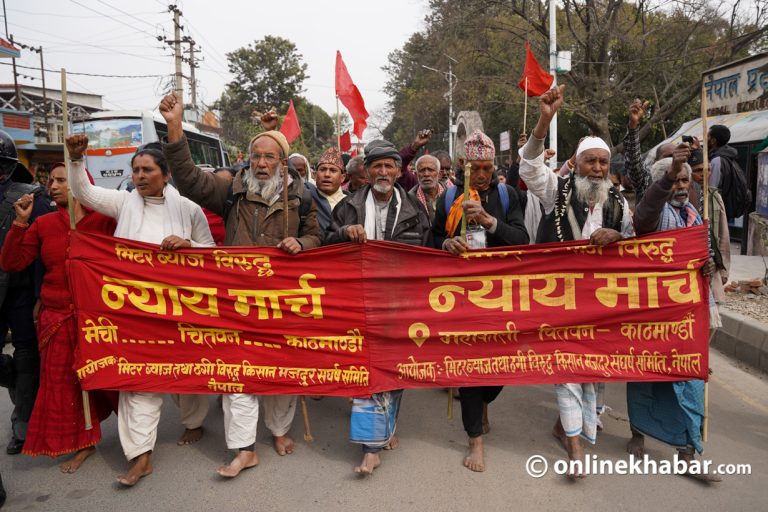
[431,178,529,250]
[326,184,431,246]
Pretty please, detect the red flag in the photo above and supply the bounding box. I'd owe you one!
[279,99,301,144]
[518,41,554,97]
[335,51,368,139]
[339,130,352,152]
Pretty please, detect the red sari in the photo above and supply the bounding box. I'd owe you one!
[0,208,117,456]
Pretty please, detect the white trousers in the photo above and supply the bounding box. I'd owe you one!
[171,394,210,429]
[222,394,296,450]
[118,391,163,461]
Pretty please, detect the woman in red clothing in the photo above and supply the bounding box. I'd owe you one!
[0,164,117,473]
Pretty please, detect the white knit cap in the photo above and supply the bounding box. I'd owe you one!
[576,136,611,157]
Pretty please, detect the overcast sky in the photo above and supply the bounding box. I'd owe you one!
[2,0,428,135]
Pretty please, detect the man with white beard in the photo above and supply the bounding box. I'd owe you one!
[519,85,633,477]
[159,93,321,479]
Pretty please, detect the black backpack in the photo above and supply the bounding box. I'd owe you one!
[717,151,751,220]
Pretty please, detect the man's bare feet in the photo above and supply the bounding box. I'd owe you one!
[463,436,485,472]
[273,435,294,456]
[354,452,381,475]
[482,402,490,434]
[565,436,586,479]
[177,427,204,446]
[217,450,259,478]
[383,436,399,450]
[116,452,153,486]
[626,432,645,457]
[678,451,722,483]
[552,417,567,451]
[60,446,96,473]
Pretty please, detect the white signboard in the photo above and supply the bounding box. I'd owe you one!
[703,53,768,116]
[499,130,510,152]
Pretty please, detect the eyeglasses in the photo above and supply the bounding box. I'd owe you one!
[250,152,279,164]
[440,166,451,171]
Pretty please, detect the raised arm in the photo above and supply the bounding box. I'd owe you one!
[518,85,565,213]
[159,93,231,215]
[67,134,126,219]
[623,99,651,200]
[0,194,42,272]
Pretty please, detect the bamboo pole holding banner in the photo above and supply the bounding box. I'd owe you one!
[700,85,710,443]
[62,67,93,431]
[523,77,528,135]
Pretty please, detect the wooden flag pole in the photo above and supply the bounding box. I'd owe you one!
[460,162,471,240]
[336,96,342,154]
[701,85,710,443]
[62,67,92,431]
[450,162,473,417]
[300,396,313,442]
[523,77,528,135]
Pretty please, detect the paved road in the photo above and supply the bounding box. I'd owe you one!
[1,349,765,512]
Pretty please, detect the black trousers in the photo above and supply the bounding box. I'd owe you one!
[459,386,503,438]
[0,286,39,441]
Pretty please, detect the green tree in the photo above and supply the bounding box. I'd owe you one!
[214,35,309,150]
[383,0,768,158]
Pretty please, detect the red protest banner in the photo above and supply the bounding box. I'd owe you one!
[68,225,710,396]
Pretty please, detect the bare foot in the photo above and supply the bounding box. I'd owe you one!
[482,402,490,434]
[678,451,722,483]
[273,435,294,456]
[626,432,645,457]
[116,452,153,486]
[464,436,485,472]
[60,446,96,473]
[354,452,381,475]
[177,427,204,446]
[552,417,567,451]
[383,436,399,450]
[564,436,585,479]
[217,450,259,478]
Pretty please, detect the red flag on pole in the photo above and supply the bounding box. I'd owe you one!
[518,41,554,97]
[335,51,369,139]
[340,130,352,152]
[279,99,301,143]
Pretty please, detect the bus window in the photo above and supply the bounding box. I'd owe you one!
[153,121,168,143]
[74,119,142,149]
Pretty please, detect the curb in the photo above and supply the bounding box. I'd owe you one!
[713,309,768,374]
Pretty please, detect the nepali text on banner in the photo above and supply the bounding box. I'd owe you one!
[68,225,710,396]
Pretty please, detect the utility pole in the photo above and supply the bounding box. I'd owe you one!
[9,34,21,110]
[38,46,49,142]
[548,0,558,169]
[168,4,183,101]
[3,2,21,111]
[422,53,458,160]
[188,38,197,110]
[446,54,457,161]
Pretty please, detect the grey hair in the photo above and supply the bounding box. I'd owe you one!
[650,157,691,183]
[346,155,365,176]
[414,154,440,171]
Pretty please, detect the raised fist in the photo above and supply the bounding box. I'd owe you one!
[627,98,651,129]
[159,92,183,125]
[66,134,89,160]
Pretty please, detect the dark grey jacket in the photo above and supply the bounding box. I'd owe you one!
[326,184,431,246]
